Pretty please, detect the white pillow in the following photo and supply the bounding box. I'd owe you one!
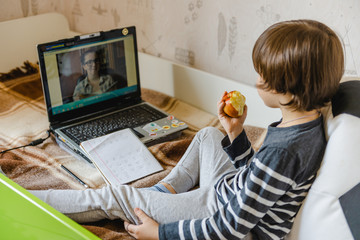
[286,79,360,240]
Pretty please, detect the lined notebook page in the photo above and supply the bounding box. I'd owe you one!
[80,128,163,185]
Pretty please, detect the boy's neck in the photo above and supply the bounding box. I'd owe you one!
[278,108,320,127]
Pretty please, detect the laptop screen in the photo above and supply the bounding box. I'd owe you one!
[37,27,141,125]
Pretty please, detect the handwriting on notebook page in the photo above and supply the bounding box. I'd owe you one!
[80,128,163,185]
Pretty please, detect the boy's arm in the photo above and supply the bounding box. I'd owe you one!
[124,208,159,240]
[222,129,255,169]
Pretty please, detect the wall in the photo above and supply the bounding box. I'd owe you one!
[1,0,359,86]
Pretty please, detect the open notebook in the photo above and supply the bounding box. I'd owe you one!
[80,128,163,185]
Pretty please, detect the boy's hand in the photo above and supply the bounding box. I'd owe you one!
[124,208,159,240]
[218,91,247,142]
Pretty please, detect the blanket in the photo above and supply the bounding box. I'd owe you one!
[0,63,265,239]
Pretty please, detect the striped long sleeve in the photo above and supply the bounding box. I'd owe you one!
[159,119,325,239]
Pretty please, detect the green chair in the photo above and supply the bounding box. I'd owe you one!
[0,174,100,239]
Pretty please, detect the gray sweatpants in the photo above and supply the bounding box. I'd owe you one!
[30,127,236,225]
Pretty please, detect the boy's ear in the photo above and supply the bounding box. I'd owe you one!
[278,92,294,105]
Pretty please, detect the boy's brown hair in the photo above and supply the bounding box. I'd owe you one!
[252,20,344,111]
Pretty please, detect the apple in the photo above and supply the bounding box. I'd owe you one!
[223,90,246,118]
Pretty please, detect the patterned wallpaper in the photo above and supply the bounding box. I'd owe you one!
[1,0,359,85]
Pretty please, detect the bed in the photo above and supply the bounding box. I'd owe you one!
[0,13,266,239]
[2,13,359,240]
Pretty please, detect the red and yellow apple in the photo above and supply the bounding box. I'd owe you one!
[223,90,246,118]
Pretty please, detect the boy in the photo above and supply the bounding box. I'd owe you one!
[31,19,344,239]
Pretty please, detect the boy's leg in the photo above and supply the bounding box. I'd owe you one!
[30,183,218,225]
[146,182,173,193]
[161,127,235,193]
[30,127,235,224]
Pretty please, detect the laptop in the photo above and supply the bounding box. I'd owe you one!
[37,26,187,163]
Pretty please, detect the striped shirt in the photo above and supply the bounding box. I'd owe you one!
[159,117,326,239]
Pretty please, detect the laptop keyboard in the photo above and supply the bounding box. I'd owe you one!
[62,104,167,144]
